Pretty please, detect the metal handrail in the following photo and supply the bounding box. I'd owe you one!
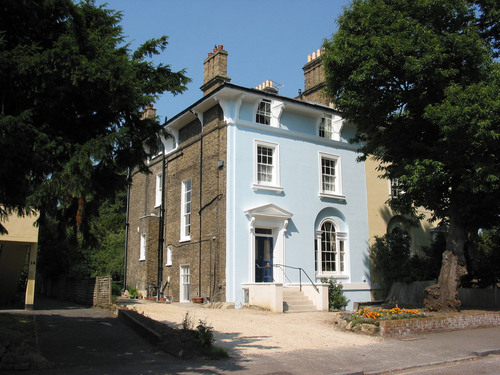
[273,264,319,293]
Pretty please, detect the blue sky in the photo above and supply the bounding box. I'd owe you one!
[96,0,351,123]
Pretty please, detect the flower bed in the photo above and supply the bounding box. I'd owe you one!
[336,307,426,335]
[336,307,500,337]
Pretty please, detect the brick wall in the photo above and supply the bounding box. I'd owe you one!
[302,54,329,106]
[379,311,500,337]
[126,103,227,302]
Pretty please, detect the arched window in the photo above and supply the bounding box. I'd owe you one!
[315,220,347,276]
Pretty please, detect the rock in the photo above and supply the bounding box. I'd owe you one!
[360,324,379,335]
[346,321,353,330]
[338,319,348,330]
[352,324,361,332]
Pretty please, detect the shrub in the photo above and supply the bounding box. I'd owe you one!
[196,319,215,347]
[181,311,195,331]
[127,286,138,298]
[111,282,122,297]
[322,278,349,310]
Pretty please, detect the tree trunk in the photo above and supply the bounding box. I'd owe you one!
[424,214,467,311]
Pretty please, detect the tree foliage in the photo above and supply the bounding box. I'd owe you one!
[323,0,500,258]
[0,0,190,235]
[370,231,446,293]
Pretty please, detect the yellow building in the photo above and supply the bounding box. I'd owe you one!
[365,157,434,253]
[0,211,39,309]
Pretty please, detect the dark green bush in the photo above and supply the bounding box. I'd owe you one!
[322,278,349,310]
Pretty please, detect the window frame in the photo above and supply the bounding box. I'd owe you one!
[253,140,283,193]
[155,172,162,208]
[319,114,334,139]
[390,178,403,199]
[318,152,344,199]
[315,219,348,278]
[166,246,173,267]
[139,233,146,261]
[180,178,192,242]
[256,99,271,125]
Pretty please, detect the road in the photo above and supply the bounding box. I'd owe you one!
[390,354,500,375]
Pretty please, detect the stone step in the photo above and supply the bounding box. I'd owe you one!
[282,288,318,313]
[283,303,318,312]
[285,298,314,306]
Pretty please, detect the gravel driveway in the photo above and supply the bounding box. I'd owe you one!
[119,299,379,357]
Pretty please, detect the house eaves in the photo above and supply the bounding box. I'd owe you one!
[164,82,343,131]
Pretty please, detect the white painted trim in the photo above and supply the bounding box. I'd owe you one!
[179,265,191,302]
[270,101,285,128]
[180,178,192,242]
[252,184,284,193]
[154,173,162,208]
[340,282,372,291]
[253,139,281,190]
[229,119,359,151]
[139,233,146,261]
[315,218,350,278]
[318,152,343,197]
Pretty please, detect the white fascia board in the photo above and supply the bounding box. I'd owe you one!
[231,118,360,152]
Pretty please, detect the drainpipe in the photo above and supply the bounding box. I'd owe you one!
[123,168,131,291]
[157,142,166,300]
[198,132,203,298]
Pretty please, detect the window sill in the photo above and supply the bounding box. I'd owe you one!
[139,258,145,262]
[316,274,349,279]
[252,184,284,194]
[319,192,346,201]
[179,237,191,243]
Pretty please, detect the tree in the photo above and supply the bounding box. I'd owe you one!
[0,0,190,235]
[323,0,500,310]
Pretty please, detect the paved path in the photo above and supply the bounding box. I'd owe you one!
[3,298,500,374]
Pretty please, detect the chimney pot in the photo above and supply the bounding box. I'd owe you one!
[218,44,223,50]
[307,54,312,62]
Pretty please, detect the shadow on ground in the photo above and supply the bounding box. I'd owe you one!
[2,297,264,374]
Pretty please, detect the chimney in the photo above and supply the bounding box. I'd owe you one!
[141,104,157,120]
[200,44,231,96]
[301,48,329,106]
[255,79,279,94]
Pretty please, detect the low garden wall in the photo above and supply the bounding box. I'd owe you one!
[379,311,500,337]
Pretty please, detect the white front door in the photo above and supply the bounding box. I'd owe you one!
[180,265,190,302]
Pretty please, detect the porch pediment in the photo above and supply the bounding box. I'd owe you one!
[244,203,293,220]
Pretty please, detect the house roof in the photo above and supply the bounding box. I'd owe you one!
[164,81,343,131]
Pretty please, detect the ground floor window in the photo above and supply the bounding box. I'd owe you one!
[180,265,190,302]
[315,219,347,276]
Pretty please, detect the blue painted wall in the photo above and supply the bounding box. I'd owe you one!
[224,96,371,308]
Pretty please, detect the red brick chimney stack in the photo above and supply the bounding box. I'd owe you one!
[200,44,231,96]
